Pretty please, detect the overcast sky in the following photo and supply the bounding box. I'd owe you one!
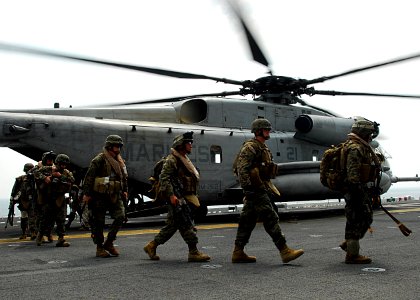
[0,0,419,207]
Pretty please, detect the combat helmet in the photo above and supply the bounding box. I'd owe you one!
[105,135,124,148]
[172,131,194,149]
[55,154,70,165]
[41,151,57,165]
[251,118,272,133]
[23,163,34,173]
[351,119,377,138]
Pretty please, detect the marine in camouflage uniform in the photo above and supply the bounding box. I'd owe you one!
[9,163,35,239]
[341,119,381,264]
[82,135,128,258]
[232,118,304,264]
[34,154,75,247]
[32,151,57,243]
[143,132,210,262]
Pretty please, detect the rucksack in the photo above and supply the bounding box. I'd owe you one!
[148,156,167,202]
[320,142,348,191]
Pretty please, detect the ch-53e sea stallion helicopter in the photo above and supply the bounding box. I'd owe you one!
[0,2,420,219]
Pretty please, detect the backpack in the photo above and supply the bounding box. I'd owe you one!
[319,142,348,191]
[148,156,167,202]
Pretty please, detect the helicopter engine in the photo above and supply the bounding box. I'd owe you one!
[294,114,355,147]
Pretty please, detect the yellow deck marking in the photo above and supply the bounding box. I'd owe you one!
[0,223,238,244]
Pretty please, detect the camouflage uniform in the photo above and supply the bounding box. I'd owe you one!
[341,118,380,264]
[343,139,376,240]
[9,163,36,239]
[144,131,210,262]
[232,118,303,264]
[234,139,285,248]
[32,163,47,238]
[83,152,127,248]
[35,158,75,246]
[33,151,57,242]
[153,153,198,245]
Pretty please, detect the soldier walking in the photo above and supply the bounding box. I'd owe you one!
[143,131,210,262]
[340,119,381,264]
[232,118,304,264]
[33,151,57,243]
[82,135,128,258]
[9,163,35,239]
[34,154,75,247]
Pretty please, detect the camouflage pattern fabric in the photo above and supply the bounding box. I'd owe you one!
[154,153,198,245]
[234,139,286,249]
[89,195,125,245]
[235,190,286,248]
[11,173,37,234]
[83,153,126,245]
[343,139,376,240]
[154,204,198,245]
[35,164,75,238]
[82,153,128,197]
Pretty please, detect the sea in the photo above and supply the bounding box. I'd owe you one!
[1,183,419,218]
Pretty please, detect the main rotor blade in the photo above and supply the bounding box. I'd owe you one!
[99,91,243,106]
[311,89,420,99]
[0,42,243,85]
[227,1,271,71]
[307,52,420,85]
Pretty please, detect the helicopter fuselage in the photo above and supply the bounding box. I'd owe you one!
[0,97,392,217]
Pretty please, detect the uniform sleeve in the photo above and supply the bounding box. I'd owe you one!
[237,143,257,189]
[159,155,177,198]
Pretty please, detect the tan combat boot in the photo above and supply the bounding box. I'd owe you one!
[345,254,372,264]
[56,237,70,247]
[96,245,111,258]
[345,239,371,264]
[232,245,256,263]
[187,244,211,262]
[103,240,120,256]
[280,245,304,263]
[143,240,160,260]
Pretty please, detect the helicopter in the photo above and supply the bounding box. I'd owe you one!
[1,1,420,218]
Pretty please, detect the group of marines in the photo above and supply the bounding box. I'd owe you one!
[9,151,75,247]
[8,117,379,265]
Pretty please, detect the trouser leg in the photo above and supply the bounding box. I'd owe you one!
[154,205,178,245]
[234,198,257,248]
